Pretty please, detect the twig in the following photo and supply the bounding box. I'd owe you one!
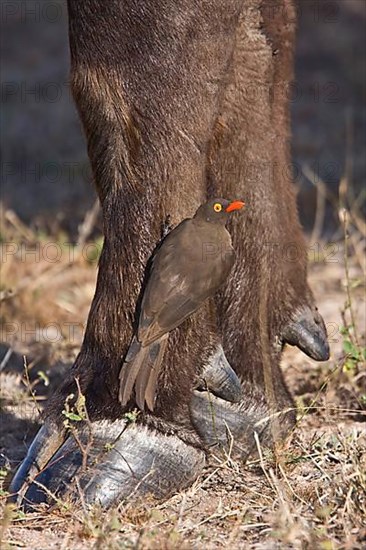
[278,462,309,507]
[253,431,276,492]
[22,355,42,417]
[4,210,36,241]
[297,442,332,482]
[77,198,100,251]
[180,508,241,532]
[67,378,94,473]
[341,209,361,351]
[0,347,13,372]
[302,165,339,211]
[303,164,327,244]
[27,479,76,517]
[295,362,343,428]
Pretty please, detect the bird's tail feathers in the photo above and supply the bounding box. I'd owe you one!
[118,335,168,411]
[135,335,168,411]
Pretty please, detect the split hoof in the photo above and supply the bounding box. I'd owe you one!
[8,345,292,509]
[9,420,205,510]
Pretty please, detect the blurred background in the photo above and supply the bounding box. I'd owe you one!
[1,0,365,236]
[0,3,365,545]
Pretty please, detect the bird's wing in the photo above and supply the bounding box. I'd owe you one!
[138,220,233,345]
[140,289,202,346]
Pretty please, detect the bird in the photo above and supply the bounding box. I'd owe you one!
[118,198,245,412]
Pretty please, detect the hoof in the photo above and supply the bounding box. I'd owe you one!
[8,345,290,509]
[9,420,205,510]
[8,346,238,510]
[190,381,295,456]
[282,305,330,361]
[197,345,242,403]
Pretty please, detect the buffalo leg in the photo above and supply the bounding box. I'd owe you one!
[9,0,329,508]
[9,0,247,508]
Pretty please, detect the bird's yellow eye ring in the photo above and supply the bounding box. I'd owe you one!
[213,203,222,213]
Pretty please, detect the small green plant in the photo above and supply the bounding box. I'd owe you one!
[340,324,366,374]
[37,370,50,387]
[340,208,366,377]
[0,466,9,497]
[123,409,140,424]
[62,390,87,427]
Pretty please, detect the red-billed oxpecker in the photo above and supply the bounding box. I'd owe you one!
[119,198,245,412]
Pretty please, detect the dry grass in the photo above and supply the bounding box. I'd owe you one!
[0,205,100,365]
[0,199,365,549]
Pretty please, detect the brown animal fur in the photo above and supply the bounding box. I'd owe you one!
[46,0,319,446]
[209,0,306,434]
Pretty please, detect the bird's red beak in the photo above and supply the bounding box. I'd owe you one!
[225,200,245,213]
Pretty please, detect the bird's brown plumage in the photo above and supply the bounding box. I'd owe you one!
[118,198,244,411]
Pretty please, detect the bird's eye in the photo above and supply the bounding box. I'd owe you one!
[213,203,222,212]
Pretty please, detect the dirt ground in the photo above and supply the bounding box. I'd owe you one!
[0,227,365,549]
